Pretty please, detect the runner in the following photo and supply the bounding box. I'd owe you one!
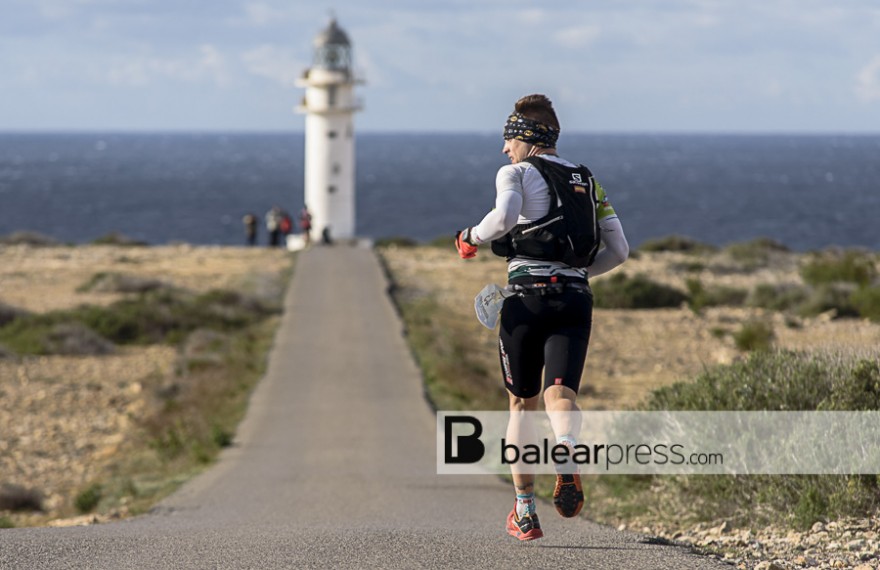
[455,94,629,541]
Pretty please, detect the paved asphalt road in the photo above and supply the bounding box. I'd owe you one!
[0,245,728,569]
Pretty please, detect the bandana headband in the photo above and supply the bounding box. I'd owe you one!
[503,112,559,148]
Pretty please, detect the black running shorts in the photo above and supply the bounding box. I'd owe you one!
[498,288,593,399]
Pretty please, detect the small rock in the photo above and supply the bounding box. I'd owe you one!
[847,539,867,551]
[853,565,875,570]
[811,522,826,533]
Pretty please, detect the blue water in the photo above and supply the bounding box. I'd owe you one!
[0,132,878,251]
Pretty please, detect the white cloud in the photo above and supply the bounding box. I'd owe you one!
[240,45,306,87]
[554,25,601,49]
[855,55,880,102]
[105,44,231,87]
[515,9,546,25]
[199,44,231,87]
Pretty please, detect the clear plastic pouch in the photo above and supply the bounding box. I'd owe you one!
[474,283,513,329]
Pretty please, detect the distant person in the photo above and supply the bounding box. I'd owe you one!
[265,206,282,247]
[454,94,629,541]
[299,205,313,246]
[242,213,258,246]
[321,226,333,245]
[279,210,293,238]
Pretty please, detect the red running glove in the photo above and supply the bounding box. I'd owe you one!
[455,228,478,259]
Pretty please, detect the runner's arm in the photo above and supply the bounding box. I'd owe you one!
[587,217,629,278]
[470,189,522,244]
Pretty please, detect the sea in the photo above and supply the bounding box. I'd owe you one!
[0,132,878,251]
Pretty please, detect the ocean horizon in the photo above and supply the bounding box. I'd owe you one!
[1,131,878,251]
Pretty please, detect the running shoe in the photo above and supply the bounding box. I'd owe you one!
[553,472,584,518]
[506,508,543,541]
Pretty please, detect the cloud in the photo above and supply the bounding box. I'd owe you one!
[106,44,231,87]
[554,25,601,49]
[855,55,880,102]
[240,45,306,87]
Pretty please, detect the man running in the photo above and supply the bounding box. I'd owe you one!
[455,94,629,541]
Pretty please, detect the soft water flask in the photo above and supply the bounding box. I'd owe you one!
[474,284,510,329]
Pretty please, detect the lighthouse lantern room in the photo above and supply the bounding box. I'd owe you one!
[296,18,362,242]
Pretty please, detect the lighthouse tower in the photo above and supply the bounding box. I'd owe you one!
[296,18,362,242]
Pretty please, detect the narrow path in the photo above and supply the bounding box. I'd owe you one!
[0,245,727,569]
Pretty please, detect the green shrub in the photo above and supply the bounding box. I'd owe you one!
[851,286,880,322]
[77,272,168,294]
[427,235,458,248]
[0,231,61,246]
[0,302,30,327]
[732,320,775,352]
[644,350,879,412]
[638,235,717,254]
[797,283,861,318]
[0,287,278,355]
[800,249,877,287]
[374,236,419,248]
[74,483,103,513]
[724,238,790,269]
[592,272,688,309]
[89,232,147,246]
[686,278,748,312]
[747,283,810,312]
[0,516,13,529]
[639,351,880,528]
[0,484,43,512]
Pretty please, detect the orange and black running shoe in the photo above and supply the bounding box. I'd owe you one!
[506,508,544,541]
[553,472,584,518]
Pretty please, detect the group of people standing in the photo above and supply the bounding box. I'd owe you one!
[242,206,312,247]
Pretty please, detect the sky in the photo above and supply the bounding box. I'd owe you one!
[2,0,880,133]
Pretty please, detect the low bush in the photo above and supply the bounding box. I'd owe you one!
[724,237,790,269]
[89,232,148,246]
[640,351,880,528]
[0,302,30,327]
[0,231,61,246]
[427,235,457,248]
[374,236,419,248]
[732,319,775,352]
[685,278,748,312]
[0,484,44,512]
[592,272,688,309]
[800,249,877,287]
[643,350,880,412]
[74,483,103,513]
[638,235,717,254]
[851,286,880,322]
[747,283,810,312]
[42,322,116,356]
[0,287,279,355]
[797,283,861,319]
[77,272,169,294]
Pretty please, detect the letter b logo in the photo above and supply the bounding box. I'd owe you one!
[444,416,485,464]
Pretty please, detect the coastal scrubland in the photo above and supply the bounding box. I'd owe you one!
[0,239,291,528]
[378,236,880,569]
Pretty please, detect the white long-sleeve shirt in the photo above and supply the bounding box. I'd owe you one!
[471,154,629,279]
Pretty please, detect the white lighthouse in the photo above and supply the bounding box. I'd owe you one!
[296,18,362,243]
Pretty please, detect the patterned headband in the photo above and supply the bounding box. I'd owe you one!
[503,112,559,148]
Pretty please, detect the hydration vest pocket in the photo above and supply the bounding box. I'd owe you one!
[510,210,567,261]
